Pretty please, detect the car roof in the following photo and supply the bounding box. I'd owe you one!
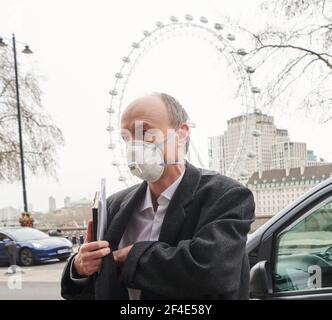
[0,226,33,236]
[0,227,27,231]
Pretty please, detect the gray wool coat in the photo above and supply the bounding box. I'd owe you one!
[61,161,255,300]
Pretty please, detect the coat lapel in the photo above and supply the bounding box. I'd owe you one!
[104,181,147,250]
[104,162,202,249]
[158,162,201,245]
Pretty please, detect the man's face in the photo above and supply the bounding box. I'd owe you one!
[120,95,187,164]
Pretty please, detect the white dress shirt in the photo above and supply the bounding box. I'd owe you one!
[118,169,185,300]
[70,169,185,300]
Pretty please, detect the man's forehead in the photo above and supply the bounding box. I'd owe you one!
[121,95,169,125]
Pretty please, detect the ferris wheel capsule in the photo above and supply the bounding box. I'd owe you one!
[122,56,130,63]
[112,160,120,166]
[251,87,261,94]
[109,90,118,96]
[240,170,249,177]
[156,21,164,28]
[108,143,116,149]
[237,48,247,56]
[227,33,236,41]
[143,30,151,37]
[246,66,255,73]
[170,16,179,23]
[247,151,256,158]
[252,129,261,137]
[115,73,123,79]
[184,14,193,21]
[132,42,140,49]
[214,23,224,30]
[118,176,127,182]
[106,126,115,132]
[107,107,116,114]
[200,16,208,23]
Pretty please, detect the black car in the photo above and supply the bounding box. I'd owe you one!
[247,177,332,299]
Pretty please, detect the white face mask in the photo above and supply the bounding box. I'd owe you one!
[126,140,165,182]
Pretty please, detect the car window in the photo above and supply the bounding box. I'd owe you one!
[0,233,12,241]
[274,197,332,293]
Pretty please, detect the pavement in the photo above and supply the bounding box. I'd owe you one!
[0,254,75,300]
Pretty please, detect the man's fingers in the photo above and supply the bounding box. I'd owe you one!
[113,249,125,263]
[80,240,110,253]
[85,219,93,243]
[84,247,111,260]
[112,245,133,263]
[112,250,121,261]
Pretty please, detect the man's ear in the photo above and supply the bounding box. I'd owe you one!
[177,123,190,155]
[177,123,189,144]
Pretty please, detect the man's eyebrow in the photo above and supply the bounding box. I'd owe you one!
[120,122,150,135]
[134,121,153,131]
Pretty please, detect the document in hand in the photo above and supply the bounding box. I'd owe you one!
[92,178,108,241]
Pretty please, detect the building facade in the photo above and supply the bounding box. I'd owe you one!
[271,141,307,169]
[247,164,332,215]
[208,135,225,174]
[210,109,290,181]
[48,196,56,212]
[207,110,324,185]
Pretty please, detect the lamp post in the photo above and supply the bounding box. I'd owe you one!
[0,34,33,212]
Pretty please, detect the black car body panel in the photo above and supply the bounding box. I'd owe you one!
[247,177,332,299]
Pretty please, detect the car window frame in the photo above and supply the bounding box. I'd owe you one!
[0,232,13,242]
[270,194,332,298]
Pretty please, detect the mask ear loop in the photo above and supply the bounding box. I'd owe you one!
[161,129,187,166]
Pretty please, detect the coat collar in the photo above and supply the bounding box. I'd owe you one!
[104,161,202,249]
[141,168,185,211]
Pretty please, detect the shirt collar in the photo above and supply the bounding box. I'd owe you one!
[140,169,186,211]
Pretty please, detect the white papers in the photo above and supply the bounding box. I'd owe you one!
[97,178,107,241]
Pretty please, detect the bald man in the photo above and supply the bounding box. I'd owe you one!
[61,92,255,300]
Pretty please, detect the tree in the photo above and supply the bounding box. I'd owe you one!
[242,0,332,122]
[19,212,34,227]
[0,46,64,182]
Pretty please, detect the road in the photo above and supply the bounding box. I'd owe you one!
[0,259,68,300]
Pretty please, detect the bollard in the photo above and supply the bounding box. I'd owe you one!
[72,235,77,246]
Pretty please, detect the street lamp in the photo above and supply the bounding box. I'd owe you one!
[0,34,33,212]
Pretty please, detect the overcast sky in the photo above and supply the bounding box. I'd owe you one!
[1,0,331,213]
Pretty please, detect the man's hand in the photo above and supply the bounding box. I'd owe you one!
[73,220,111,276]
[112,245,133,264]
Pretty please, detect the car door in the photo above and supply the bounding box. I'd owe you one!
[0,233,9,262]
[252,192,332,299]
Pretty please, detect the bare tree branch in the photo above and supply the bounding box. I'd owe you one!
[253,44,332,70]
[0,46,64,182]
[240,0,332,121]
